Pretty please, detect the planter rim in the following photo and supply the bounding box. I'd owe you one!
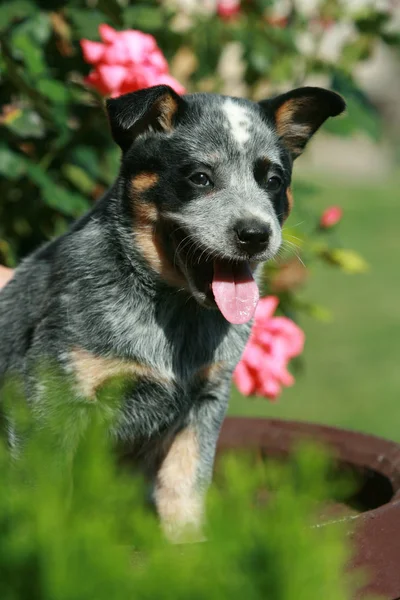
[218,417,400,600]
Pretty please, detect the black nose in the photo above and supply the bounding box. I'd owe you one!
[234,219,271,255]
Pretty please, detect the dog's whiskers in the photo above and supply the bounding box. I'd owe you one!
[283,220,305,230]
[173,235,193,267]
[284,233,303,245]
[281,240,306,268]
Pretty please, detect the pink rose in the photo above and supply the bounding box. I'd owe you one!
[217,0,241,19]
[80,25,185,98]
[0,266,13,289]
[320,206,343,229]
[233,296,305,400]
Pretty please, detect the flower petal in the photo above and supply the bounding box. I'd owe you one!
[254,295,279,322]
[99,23,118,43]
[97,64,128,94]
[80,40,104,65]
[102,38,132,65]
[320,205,343,228]
[241,343,265,368]
[235,299,305,401]
[258,376,281,400]
[84,71,110,95]
[233,362,255,396]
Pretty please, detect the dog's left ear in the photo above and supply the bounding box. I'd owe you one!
[259,87,345,159]
[106,85,185,152]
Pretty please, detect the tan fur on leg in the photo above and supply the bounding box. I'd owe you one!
[154,427,203,542]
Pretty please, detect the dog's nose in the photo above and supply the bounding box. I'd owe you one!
[234,219,271,255]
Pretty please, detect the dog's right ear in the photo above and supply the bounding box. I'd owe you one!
[106,85,185,152]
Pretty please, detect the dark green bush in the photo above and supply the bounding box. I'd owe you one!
[0,0,396,266]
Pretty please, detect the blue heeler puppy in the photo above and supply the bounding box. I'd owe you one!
[0,85,345,539]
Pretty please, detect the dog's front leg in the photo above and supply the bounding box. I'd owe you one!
[154,381,230,542]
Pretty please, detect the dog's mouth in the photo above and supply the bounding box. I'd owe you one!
[171,228,259,325]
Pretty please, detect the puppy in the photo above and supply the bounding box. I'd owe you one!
[0,85,344,539]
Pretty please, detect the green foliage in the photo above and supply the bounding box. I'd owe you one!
[0,0,396,267]
[0,376,361,600]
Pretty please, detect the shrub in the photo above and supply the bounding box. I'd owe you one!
[0,376,361,600]
[0,0,396,265]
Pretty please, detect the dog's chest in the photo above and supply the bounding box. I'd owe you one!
[134,304,249,387]
[69,305,249,401]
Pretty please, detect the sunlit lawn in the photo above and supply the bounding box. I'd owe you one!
[229,169,400,442]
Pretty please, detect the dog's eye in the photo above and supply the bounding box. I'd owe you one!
[266,176,282,191]
[189,172,212,187]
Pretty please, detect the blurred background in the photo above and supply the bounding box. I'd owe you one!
[1,0,399,440]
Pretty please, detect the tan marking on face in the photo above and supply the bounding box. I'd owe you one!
[132,191,186,289]
[131,172,159,194]
[286,186,294,211]
[196,361,226,382]
[70,348,170,399]
[283,186,294,222]
[154,427,203,541]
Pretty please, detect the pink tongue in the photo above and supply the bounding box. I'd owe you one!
[211,261,259,325]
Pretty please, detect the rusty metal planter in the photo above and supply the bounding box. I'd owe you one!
[218,417,400,600]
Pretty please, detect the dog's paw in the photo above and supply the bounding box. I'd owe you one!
[161,519,206,545]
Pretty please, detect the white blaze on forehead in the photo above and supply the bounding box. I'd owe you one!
[222,99,252,148]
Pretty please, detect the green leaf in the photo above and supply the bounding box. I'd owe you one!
[70,146,100,180]
[0,145,26,180]
[26,163,90,217]
[269,54,296,83]
[12,35,47,77]
[322,248,369,274]
[10,14,51,80]
[123,5,164,31]
[98,0,124,27]
[325,96,381,141]
[11,12,51,46]
[328,72,382,140]
[381,31,400,46]
[294,298,333,322]
[5,109,46,138]
[0,1,35,32]
[340,36,372,65]
[37,79,70,104]
[306,303,333,322]
[66,8,110,40]
[63,164,95,195]
[355,10,390,35]
[100,147,121,185]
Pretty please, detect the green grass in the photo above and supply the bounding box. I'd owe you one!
[229,169,400,442]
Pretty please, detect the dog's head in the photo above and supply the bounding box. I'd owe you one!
[106,85,344,324]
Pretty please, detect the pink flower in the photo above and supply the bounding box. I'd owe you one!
[217,0,241,19]
[320,206,343,229]
[80,25,185,98]
[0,266,13,289]
[233,296,305,400]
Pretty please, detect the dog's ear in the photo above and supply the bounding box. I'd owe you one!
[106,85,185,152]
[259,87,345,159]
